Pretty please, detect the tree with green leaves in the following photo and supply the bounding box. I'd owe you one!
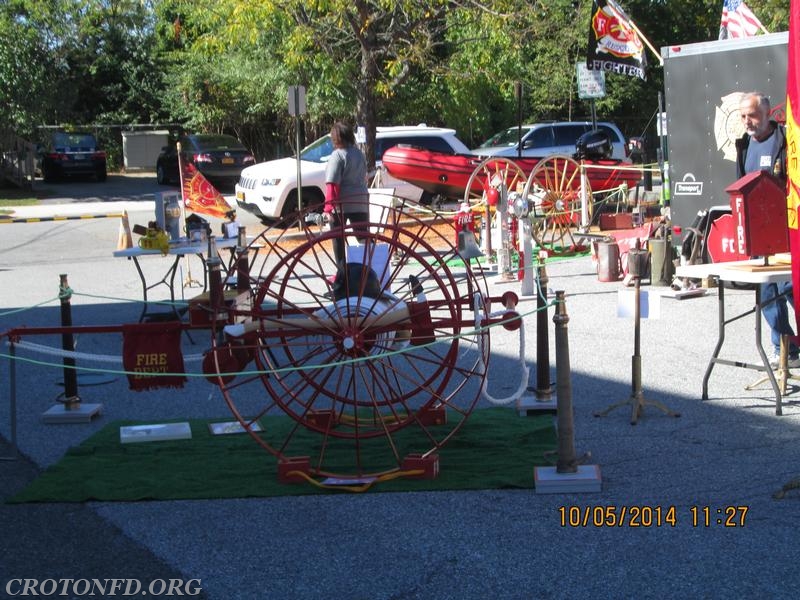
[0,0,72,137]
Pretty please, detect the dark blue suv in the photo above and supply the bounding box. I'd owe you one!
[40,131,107,182]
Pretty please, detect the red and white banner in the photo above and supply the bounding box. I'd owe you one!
[180,162,233,220]
[719,0,767,39]
[787,0,800,335]
[586,0,647,80]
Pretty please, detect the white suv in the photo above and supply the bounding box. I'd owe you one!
[235,125,470,222]
[470,121,628,160]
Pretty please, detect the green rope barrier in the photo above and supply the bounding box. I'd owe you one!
[0,296,62,318]
[1,296,557,380]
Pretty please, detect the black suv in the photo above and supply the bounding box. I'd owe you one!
[40,131,107,182]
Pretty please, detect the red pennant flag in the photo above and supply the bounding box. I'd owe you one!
[122,323,187,391]
[181,161,232,220]
[788,1,800,337]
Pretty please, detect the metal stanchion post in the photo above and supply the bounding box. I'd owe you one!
[553,290,577,474]
[42,274,103,423]
[1,341,18,460]
[59,273,80,407]
[516,254,556,415]
[236,227,250,295]
[536,256,552,399]
[534,290,601,492]
[207,236,224,319]
[520,218,535,297]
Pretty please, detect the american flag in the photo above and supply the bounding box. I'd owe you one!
[719,0,767,39]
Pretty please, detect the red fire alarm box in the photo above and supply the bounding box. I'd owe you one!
[706,212,748,263]
[725,170,789,257]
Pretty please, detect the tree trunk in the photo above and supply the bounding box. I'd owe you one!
[356,31,378,172]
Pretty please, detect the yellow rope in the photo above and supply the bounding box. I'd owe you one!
[285,468,427,493]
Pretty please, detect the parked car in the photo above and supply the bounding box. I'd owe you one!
[235,125,470,223]
[470,121,629,161]
[39,131,107,182]
[156,133,256,188]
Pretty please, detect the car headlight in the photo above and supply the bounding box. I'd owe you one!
[260,177,281,186]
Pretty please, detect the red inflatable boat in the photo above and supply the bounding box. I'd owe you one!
[381,145,642,200]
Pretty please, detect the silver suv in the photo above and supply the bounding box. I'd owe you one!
[236,125,470,223]
[470,121,628,160]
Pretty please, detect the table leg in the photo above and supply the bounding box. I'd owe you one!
[703,283,783,414]
[702,283,726,400]
[130,256,148,322]
[131,255,183,322]
[753,286,782,416]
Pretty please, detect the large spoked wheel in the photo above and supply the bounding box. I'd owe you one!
[463,157,527,205]
[521,155,591,255]
[462,157,526,245]
[207,202,491,480]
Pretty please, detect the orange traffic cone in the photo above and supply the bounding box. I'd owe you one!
[117,210,133,250]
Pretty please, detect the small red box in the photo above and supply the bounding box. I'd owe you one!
[278,456,311,484]
[599,213,633,231]
[306,409,338,429]
[401,453,440,479]
[415,405,447,426]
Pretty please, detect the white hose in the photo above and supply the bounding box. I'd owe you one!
[5,339,204,363]
[473,293,530,405]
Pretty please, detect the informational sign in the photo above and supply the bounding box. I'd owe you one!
[617,288,660,319]
[576,62,606,99]
[657,111,667,137]
[288,85,306,116]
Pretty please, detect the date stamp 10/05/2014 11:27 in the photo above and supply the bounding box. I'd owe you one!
[558,505,749,528]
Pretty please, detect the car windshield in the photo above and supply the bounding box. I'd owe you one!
[193,135,245,150]
[52,133,96,152]
[477,126,533,149]
[300,135,333,163]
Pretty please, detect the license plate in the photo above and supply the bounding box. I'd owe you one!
[74,154,86,160]
[222,157,234,164]
[236,191,245,201]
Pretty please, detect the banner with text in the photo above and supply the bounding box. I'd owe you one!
[587,0,647,81]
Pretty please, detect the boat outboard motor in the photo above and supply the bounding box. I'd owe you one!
[574,129,613,161]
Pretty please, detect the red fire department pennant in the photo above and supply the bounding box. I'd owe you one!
[787,0,800,336]
[181,162,232,220]
[122,322,187,391]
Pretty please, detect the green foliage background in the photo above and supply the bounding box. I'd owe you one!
[0,0,790,168]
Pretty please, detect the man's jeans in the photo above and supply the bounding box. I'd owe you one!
[761,281,797,356]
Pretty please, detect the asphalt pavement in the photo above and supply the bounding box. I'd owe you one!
[1,176,800,599]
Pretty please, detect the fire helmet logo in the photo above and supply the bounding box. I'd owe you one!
[591,5,644,59]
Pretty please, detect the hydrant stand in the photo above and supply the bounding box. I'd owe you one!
[593,274,680,424]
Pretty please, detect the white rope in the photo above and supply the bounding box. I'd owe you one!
[5,339,204,363]
[474,292,530,405]
[580,161,648,174]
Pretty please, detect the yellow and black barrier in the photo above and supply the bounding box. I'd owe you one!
[0,213,123,224]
